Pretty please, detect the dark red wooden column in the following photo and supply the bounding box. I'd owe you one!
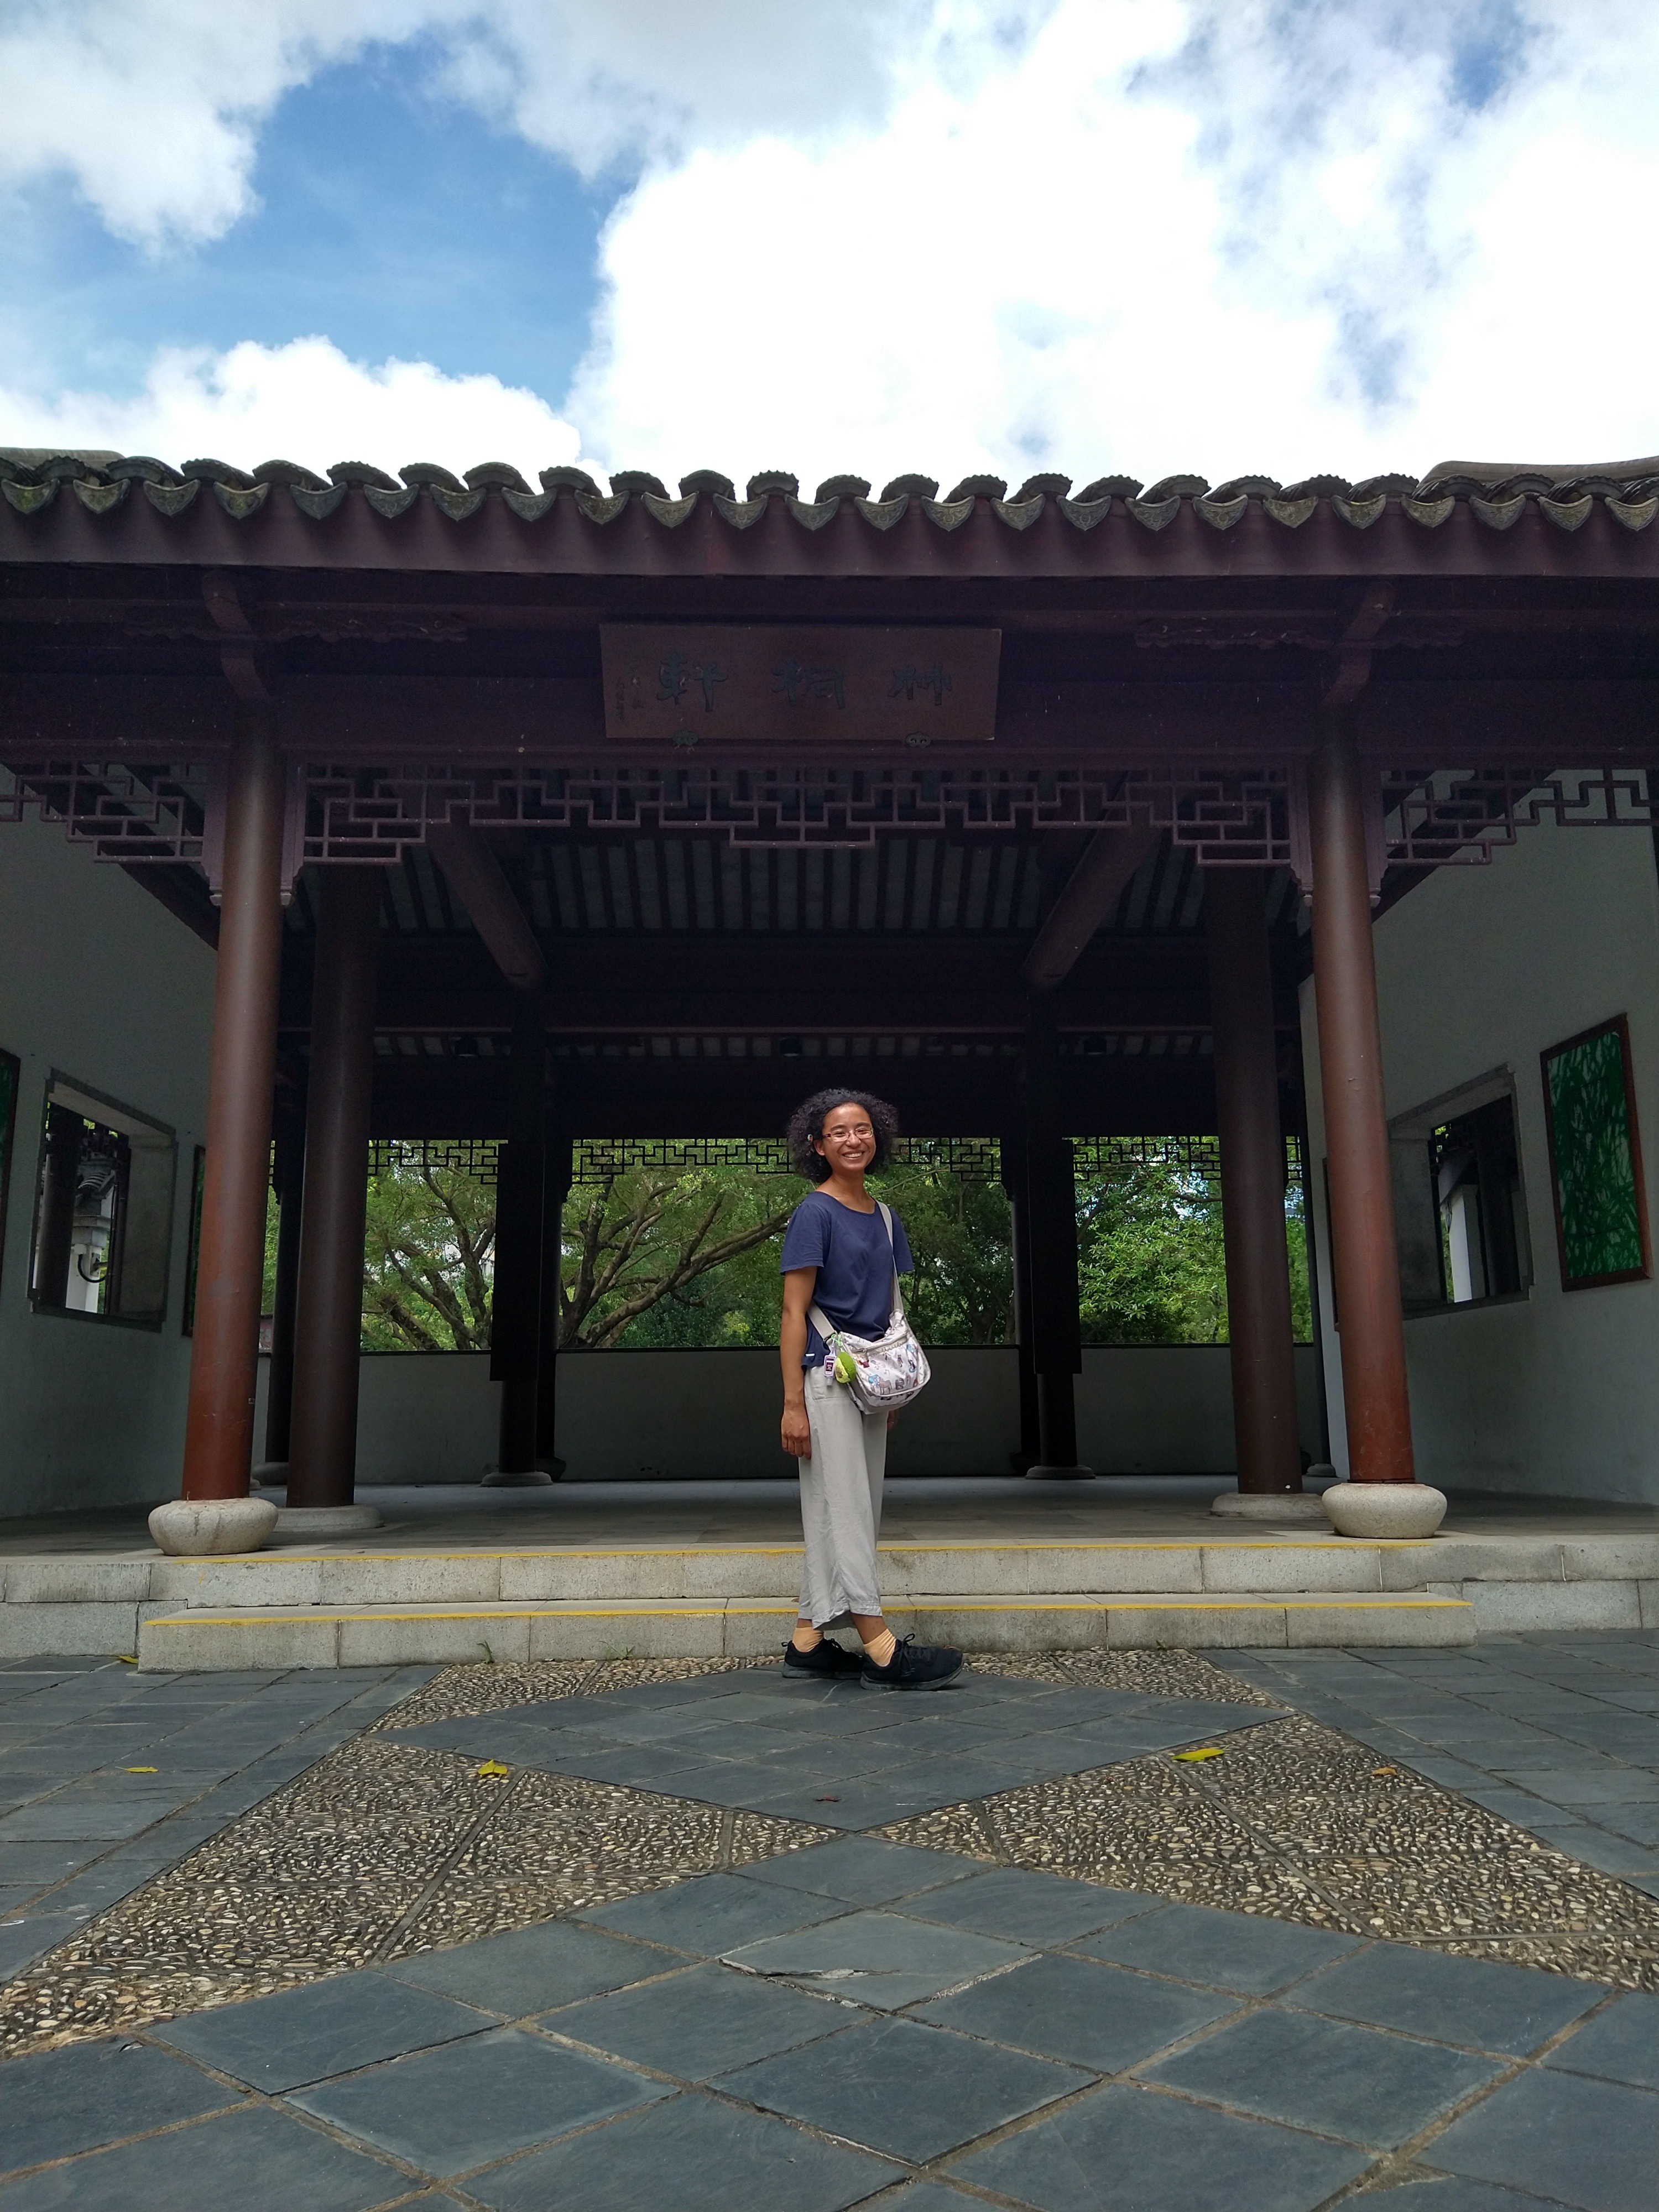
[260,1092,304,1469]
[1022,1009,1092,1479]
[286,868,382,1510]
[534,1119,573,1475]
[490,989,551,1481]
[1000,1125,1042,1474]
[180,711,287,1501]
[1308,723,1416,1483]
[1206,869,1305,1495]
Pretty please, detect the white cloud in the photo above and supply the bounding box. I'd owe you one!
[1,0,996,247]
[2,0,422,246]
[570,0,1659,484]
[0,338,592,480]
[5,1,1656,480]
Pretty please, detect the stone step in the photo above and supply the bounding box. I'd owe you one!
[135,1591,1477,1668]
[11,1530,1655,1611]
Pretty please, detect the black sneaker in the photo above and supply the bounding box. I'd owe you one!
[860,1636,964,1691]
[782,1637,864,1681]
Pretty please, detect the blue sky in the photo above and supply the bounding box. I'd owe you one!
[6,40,614,410]
[2,2,1655,483]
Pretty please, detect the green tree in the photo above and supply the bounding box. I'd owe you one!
[254,1136,1315,1356]
[1075,1156,1312,1345]
[361,1152,495,1350]
[870,1147,1012,1344]
[559,1159,796,1347]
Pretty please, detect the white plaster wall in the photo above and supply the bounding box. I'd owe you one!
[0,816,216,1516]
[276,1343,1322,1484]
[1301,816,1659,1503]
[1077,1345,1325,1475]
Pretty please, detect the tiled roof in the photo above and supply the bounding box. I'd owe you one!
[3,452,1656,533]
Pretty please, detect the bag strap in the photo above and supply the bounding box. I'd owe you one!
[878,1203,906,1322]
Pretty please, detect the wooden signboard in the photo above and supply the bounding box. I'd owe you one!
[600,626,1000,749]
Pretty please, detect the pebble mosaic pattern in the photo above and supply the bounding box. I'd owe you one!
[884,1710,1659,1991]
[0,1658,826,2059]
[8,1650,1657,2064]
[367,1652,776,1733]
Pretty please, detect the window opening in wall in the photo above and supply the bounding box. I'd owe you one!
[30,1078,175,1327]
[1391,1077,1531,1313]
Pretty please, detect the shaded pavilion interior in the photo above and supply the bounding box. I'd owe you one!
[2,450,1656,1541]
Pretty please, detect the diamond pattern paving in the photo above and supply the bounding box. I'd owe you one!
[385,1666,1277,1827]
[4,1643,1659,2206]
[6,1835,1655,2208]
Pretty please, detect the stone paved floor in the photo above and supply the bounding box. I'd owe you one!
[1,1639,1656,2209]
[0,1659,432,1982]
[1220,1637,1659,1900]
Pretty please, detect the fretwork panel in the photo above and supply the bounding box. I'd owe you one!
[1070,1134,1305,1186]
[294,760,1300,862]
[1380,766,1654,865]
[0,760,211,862]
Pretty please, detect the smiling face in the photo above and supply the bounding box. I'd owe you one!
[814,1099,877,1177]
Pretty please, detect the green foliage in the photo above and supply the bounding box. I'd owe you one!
[561,1159,795,1347]
[1077,1160,1228,1343]
[1546,1025,1644,1280]
[255,1138,1314,1353]
[262,1181,280,1313]
[1076,1159,1312,1345]
[362,1152,495,1350]
[871,1147,1012,1344]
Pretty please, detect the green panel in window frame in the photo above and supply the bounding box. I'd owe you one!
[0,1050,18,1293]
[1541,1014,1652,1290]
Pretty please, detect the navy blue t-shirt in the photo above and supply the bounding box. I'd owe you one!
[780,1190,914,1365]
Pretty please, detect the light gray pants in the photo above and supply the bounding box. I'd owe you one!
[798,1361,888,1627]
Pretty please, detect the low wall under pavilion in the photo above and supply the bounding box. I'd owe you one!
[252,1343,1327,1486]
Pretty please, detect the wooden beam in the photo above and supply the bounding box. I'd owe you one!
[279,933,1239,1036]
[425,823,546,992]
[367,1052,1218,1140]
[1022,826,1163,991]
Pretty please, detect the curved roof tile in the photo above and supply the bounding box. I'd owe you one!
[3,450,1657,533]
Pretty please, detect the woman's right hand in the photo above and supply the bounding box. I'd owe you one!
[781,1402,812,1459]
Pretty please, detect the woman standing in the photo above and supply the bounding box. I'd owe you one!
[778,1089,963,1690]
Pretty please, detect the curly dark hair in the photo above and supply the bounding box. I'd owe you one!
[785,1089,900,1182]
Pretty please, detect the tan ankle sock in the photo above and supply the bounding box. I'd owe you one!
[862,1629,897,1665]
[791,1624,823,1651]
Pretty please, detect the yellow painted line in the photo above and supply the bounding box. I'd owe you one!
[144,1607,738,1627]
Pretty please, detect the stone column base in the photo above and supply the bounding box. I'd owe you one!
[1209,1490,1328,1521]
[1025,1464,1095,1480]
[1322,1482,1448,1538]
[481,1468,556,1487]
[274,1504,383,1537]
[149,1496,278,1556]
